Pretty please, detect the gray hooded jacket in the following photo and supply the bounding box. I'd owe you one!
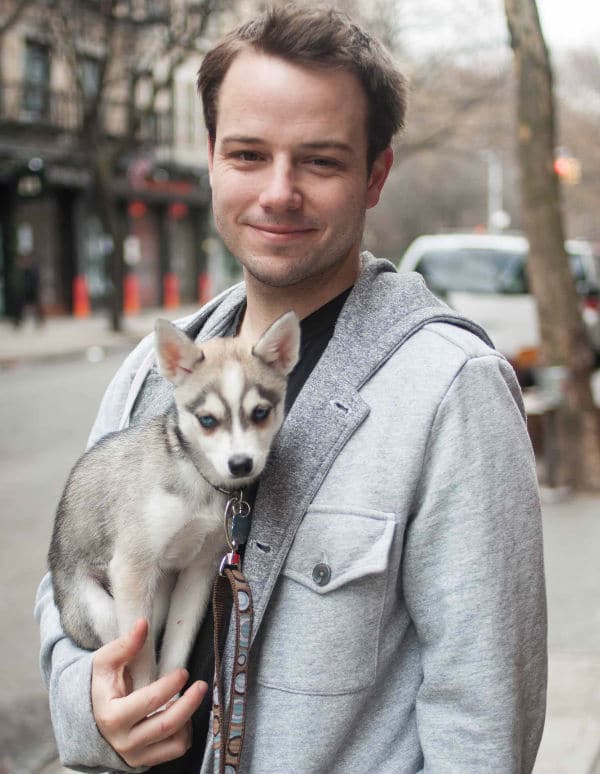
[36,254,547,774]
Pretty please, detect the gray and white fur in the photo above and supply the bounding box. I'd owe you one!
[48,311,300,690]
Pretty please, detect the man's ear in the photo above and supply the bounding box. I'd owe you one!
[155,319,204,386]
[366,146,394,209]
[253,311,301,376]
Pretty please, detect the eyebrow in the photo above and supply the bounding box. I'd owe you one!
[300,141,353,154]
[220,136,353,154]
[220,136,263,146]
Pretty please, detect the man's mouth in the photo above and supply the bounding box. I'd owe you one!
[246,223,317,242]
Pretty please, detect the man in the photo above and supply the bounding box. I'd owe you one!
[36,6,547,773]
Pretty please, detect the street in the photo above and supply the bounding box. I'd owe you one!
[0,352,599,773]
[0,353,125,774]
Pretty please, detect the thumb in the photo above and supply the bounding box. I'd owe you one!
[93,618,148,676]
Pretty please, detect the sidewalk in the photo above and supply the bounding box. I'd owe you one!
[0,306,200,369]
[536,494,600,774]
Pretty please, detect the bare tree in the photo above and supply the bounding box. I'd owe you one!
[0,0,235,330]
[350,0,516,253]
[504,0,600,489]
[554,48,600,240]
[42,0,231,330]
[0,0,34,33]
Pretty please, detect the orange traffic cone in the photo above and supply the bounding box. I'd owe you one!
[123,273,141,314]
[198,272,212,306]
[163,272,180,309]
[72,275,91,318]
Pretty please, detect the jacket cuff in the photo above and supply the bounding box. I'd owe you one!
[36,573,147,773]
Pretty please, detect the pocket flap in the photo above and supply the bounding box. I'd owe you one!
[281,506,395,594]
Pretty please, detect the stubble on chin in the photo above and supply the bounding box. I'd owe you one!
[218,215,364,291]
[240,245,361,294]
[239,255,314,289]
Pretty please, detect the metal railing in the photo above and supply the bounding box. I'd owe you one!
[0,80,173,145]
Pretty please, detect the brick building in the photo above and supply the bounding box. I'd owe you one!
[0,0,229,319]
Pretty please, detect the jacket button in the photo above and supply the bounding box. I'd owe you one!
[312,562,331,586]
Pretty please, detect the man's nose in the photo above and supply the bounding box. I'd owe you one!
[258,160,301,211]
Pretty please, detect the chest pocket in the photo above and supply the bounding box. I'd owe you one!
[255,506,395,695]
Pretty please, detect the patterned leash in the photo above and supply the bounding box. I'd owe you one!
[212,494,253,774]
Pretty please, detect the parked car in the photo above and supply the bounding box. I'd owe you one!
[397,233,600,385]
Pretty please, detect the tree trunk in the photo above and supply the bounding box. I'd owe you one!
[93,148,125,333]
[504,0,600,490]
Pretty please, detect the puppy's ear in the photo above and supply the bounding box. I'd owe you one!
[155,319,204,385]
[252,311,300,375]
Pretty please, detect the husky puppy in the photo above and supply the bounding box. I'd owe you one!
[49,311,300,690]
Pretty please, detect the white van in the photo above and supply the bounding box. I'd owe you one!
[397,233,600,384]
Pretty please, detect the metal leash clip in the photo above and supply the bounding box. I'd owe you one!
[219,550,241,574]
[220,491,251,575]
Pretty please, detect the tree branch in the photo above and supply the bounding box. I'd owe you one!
[0,0,34,35]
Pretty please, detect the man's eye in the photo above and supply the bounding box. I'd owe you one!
[234,151,261,162]
[251,406,271,423]
[198,415,219,429]
[309,157,338,168]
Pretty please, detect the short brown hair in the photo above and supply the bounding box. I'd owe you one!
[198,5,407,169]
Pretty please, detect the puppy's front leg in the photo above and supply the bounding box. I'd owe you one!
[158,552,215,678]
[110,552,158,690]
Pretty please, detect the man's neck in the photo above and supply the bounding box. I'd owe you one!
[238,256,361,344]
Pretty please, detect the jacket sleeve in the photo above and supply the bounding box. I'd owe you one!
[34,341,155,773]
[403,354,547,773]
[34,574,147,773]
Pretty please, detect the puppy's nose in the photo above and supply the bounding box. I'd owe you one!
[228,455,253,477]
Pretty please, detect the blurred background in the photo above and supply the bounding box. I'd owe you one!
[0,0,598,772]
[0,0,598,326]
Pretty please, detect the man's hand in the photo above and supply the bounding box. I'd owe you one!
[91,619,206,768]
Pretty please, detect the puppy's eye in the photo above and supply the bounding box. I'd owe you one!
[198,415,218,429]
[251,406,271,423]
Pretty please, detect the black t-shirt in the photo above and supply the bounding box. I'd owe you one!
[284,287,351,411]
[151,287,352,773]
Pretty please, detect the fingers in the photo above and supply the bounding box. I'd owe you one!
[94,619,148,675]
[115,668,192,728]
[92,619,148,707]
[129,680,207,749]
[101,681,206,768]
[94,666,190,737]
[125,723,192,768]
[91,621,208,768]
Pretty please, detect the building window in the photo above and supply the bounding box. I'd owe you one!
[80,57,101,100]
[23,41,50,120]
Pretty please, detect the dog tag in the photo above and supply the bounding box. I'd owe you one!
[232,511,251,546]
[224,495,252,551]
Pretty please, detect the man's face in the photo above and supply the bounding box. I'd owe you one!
[207,49,391,293]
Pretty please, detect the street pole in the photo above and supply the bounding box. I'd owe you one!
[481,149,504,233]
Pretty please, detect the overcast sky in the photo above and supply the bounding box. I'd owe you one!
[537,0,600,49]
[399,0,599,60]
